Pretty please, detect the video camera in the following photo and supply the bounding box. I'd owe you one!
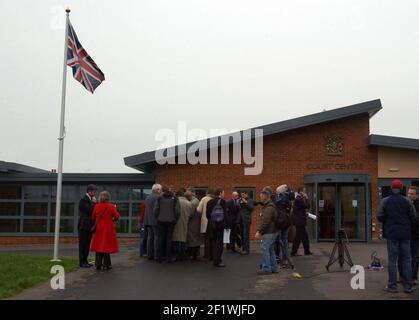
[276,187,295,210]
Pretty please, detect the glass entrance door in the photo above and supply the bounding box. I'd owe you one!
[317,183,367,241]
[317,184,336,240]
[339,185,366,241]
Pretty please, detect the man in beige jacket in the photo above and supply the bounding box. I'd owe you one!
[197,189,213,261]
[173,188,193,261]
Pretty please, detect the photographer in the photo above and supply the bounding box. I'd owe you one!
[274,184,294,265]
[291,187,313,256]
[238,191,256,255]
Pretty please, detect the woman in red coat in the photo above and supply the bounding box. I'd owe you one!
[90,191,120,270]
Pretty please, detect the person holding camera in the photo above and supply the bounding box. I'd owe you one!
[291,187,313,256]
[238,191,256,255]
[274,184,294,264]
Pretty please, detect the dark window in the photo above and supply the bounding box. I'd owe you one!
[0,203,21,216]
[50,219,74,233]
[132,202,144,218]
[131,219,140,233]
[23,219,47,232]
[115,203,129,217]
[0,184,21,199]
[96,185,130,201]
[24,203,48,217]
[115,219,129,233]
[52,185,77,201]
[131,187,143,201]
[51,203,75,217]
[23,185,50,200]
[235,187,256,200]
[0,219,20,232]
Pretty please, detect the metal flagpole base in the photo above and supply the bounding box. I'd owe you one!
[50,259,62,262]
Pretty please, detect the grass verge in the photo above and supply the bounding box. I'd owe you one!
[0,252,79,299]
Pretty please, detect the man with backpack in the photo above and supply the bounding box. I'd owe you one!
[255,189,279,275]
[206,188,228,267]
[274,184,294,265]
[154,185,180,263]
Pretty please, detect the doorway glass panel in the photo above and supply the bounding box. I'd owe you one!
[317,185,336,240]
[317,183,367,241]
[340,185,366,241]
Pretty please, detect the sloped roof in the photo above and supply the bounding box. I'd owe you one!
[369,134,419,151]
[0,161,50,174]
[124,99,382,172]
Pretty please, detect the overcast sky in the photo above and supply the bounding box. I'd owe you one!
[1,0,418,173]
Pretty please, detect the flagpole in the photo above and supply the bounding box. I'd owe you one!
[52,7,70,262]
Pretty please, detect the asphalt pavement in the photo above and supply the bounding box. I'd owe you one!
[3,241,419,300]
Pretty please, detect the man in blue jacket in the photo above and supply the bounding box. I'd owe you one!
[378,180,418,293]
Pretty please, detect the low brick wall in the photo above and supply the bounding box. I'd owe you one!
[0,236,139,246]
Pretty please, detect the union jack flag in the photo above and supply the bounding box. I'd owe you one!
[67,21,105,93]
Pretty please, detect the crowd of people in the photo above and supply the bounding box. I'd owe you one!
[75,180,419,293]
[136,183,313,271]
[76,182,313,272]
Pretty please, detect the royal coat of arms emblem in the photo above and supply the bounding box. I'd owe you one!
[325,135,344,156]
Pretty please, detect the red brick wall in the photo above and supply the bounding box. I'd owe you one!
[155,114,379,240]
[0,236,138,246]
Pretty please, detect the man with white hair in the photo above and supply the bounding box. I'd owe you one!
[144,183,162,260]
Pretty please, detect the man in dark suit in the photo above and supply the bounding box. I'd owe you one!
[238,191,255,255]
[206,188,228,267]
[226,191,240,253]
[78,184,97,268]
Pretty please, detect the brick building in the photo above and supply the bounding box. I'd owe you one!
[1,99,418,244]
[125,99,419,241]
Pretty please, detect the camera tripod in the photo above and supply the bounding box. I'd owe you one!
[276,233,294,269]
[325,228,354,271]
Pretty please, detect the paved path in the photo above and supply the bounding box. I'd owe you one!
[4,241,419,300]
